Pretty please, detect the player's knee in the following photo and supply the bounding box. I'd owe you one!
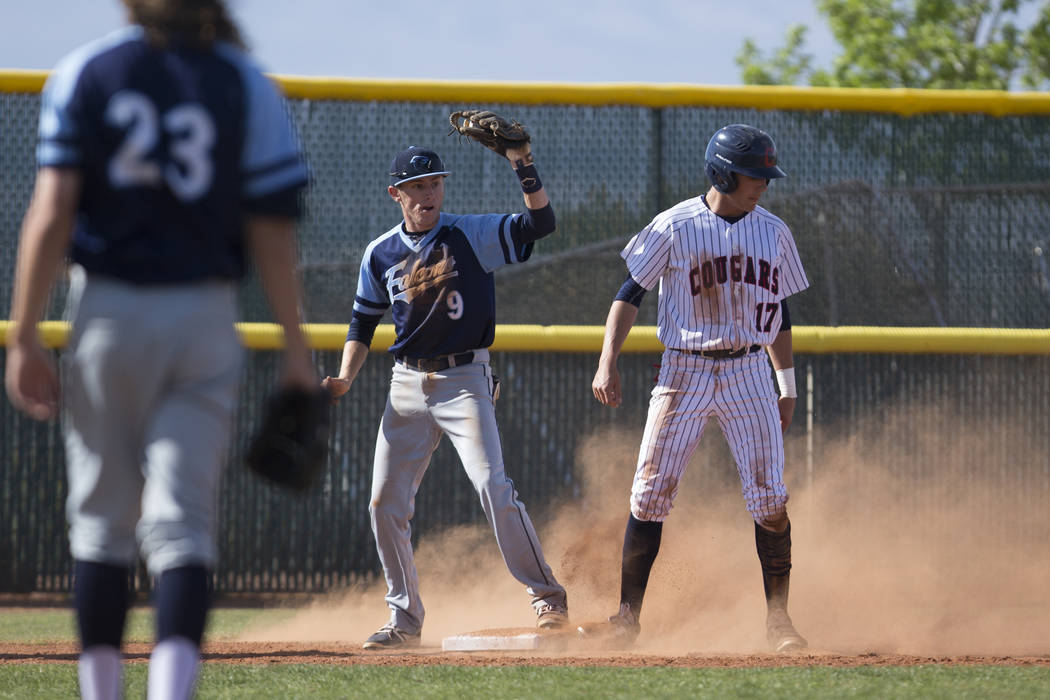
[475,476,524,518]
[755,510,789,533]
[466,464,514,497]
[69,525,138,566]
[629,499,672,523]
[138,521,216,575]
[368,495,411,524]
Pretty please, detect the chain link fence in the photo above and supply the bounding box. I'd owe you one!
[1,82,1048,592]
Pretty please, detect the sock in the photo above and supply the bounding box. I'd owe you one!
[755,520,792,608]
[147,637,200,700]
[620,514,663,618]
[79,645,123,700]
[74,560,131,648]
[147,566,209,700]
[154,566,210,646]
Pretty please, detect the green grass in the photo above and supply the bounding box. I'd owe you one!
[3,608,1049,699]
[1,665,1049,700]
[0,607,297,642]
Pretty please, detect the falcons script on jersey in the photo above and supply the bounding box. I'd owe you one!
[622,196,809,350]
[352,211,531,356]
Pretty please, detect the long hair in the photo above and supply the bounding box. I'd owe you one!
[123,0,245,49]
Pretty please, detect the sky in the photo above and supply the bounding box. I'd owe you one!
[0,0,840,85]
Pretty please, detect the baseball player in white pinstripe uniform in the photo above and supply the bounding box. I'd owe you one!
[589,124,809,652]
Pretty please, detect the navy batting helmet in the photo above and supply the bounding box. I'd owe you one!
[704,124,786,194]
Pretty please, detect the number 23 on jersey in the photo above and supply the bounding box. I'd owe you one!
[106,90,215,201]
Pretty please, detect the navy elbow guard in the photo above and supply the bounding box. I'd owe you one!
[513,203,556,246]
[615,275,647,307]
[346,313,381,347]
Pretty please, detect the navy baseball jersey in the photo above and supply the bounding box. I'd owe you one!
[353,211,532,358]
[37,26,308,284]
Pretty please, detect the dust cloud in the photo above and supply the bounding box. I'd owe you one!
[241,401,1050,655]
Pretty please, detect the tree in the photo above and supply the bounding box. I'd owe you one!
[737,0,1050,89]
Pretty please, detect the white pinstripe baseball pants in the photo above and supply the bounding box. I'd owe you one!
[630,348,788,524]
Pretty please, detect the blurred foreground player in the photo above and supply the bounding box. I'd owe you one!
[5,1,315,696]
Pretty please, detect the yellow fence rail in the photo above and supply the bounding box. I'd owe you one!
[4,69,1050,116]
[2,321,1048,355]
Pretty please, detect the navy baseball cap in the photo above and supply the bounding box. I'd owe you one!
[389,146,451,187]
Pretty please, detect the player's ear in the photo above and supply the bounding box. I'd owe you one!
[388,185,401,202]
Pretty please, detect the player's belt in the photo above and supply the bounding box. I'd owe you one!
[396,351,476,372]
[675,344,762,359]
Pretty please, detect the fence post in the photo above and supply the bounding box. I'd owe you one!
[805,362,814,494]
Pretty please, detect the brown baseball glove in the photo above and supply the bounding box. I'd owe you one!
[246,386,331,492]
[449,109,531,157]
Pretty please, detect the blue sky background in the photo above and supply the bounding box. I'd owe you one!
[0,1,840,84]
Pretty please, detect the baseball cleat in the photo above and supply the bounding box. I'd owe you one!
[536,602,570,629]
[362,623,421,650]
[766,608,807,653]
[576,602,641,648]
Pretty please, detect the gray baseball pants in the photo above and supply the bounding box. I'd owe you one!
[62,270,242,575]
[369,355,566,634]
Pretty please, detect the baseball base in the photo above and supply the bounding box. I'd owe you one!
[441,623,631,652]
[441,626,581,652]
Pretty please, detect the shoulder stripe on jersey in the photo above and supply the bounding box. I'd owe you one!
[245,154,307,180]
[355,295,389,311]
[36,29,144,168]
[245,163,309,199]
[37,142,80,166]
[42,134,78,147]
[497,214,512,265]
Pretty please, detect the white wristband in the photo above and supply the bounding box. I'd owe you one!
[775,368,797,398]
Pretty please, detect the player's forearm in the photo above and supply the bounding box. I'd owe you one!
[246,216,309,355]
[8,170,78,345]
[520,184,549,211]
[598,300,639,367]
[338,340,370,383]
[766,329,794,371]
[9,216,71,342]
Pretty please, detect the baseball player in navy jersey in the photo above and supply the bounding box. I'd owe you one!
[323,143,569,649]
[589,124,809,652]
[4,2,315,697]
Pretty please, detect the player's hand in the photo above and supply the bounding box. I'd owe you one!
[322,376,351,404]
[777,396,796,432]
[592,365,622,407]
[4,341,60,421]
[505,144,533,165]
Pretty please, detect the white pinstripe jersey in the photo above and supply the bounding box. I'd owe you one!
[622,195,808,350]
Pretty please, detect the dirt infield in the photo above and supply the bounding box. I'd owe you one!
[5,415,1050,669]
[3,641,1049,668]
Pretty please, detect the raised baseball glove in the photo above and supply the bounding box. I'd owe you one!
[449,109,530,156]
[246,386,331,492]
